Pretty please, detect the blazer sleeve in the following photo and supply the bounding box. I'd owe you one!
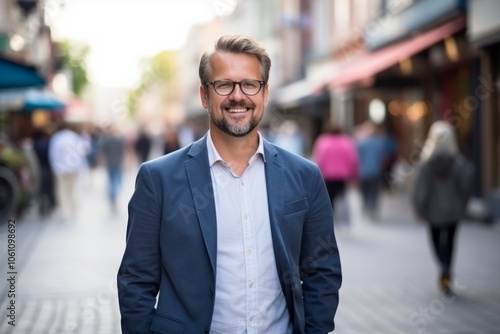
[300,165,342,333]
[117,164,162,333]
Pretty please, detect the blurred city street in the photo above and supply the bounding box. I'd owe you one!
[0,166,499,333]
[1,0,500,333]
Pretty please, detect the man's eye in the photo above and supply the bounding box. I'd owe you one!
[217,82,232,88]
[243,81,258,88]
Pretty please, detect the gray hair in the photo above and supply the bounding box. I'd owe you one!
[420,120,459,161]
[199,35,271,85]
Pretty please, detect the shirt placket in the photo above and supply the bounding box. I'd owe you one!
[240,173,258,334]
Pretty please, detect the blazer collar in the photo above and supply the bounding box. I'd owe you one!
[263,141,290,279]
[185,134,218,276]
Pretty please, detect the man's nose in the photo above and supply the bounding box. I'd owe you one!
[229,82,245,99]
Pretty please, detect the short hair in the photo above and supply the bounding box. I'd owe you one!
[199,35,271,85]
[324,121,343,134]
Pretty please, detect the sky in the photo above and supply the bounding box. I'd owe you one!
[49,0,225,88]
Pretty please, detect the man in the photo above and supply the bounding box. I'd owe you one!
[100,124,125,212]
[48,121,89,220]
[118,35,342,334]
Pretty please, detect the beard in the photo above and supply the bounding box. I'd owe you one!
[209,100,262,137]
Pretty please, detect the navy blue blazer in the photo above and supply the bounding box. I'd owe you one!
[118,134,342,334]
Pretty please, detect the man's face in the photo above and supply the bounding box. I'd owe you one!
[200,52,268,138]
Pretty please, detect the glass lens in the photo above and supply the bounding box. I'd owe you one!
[214,80,234,95]
[240,80,260,95]
[213,80,262,95]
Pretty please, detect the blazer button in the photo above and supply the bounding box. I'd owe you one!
[210,287,214,294]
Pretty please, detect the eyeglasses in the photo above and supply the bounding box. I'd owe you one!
[206,79,266,96]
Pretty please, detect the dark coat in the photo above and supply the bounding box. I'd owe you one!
[412,152,473,225]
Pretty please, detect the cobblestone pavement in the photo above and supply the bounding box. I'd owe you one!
[1,168,499,333]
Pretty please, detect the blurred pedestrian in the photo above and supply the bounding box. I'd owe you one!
[118,35,342,334]
[312,121,358,227]
[100,124,125,213]
[33,126,56,217]
[49,121,90,220]
[163,127,180,155]
[84,123,102,169]
[411,120,473,296]
[381,132,397,189]
[355,121,390,220]
[134,127,151,163]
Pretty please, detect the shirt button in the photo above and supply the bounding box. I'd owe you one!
[249,316,254,322]
[243,213,248,220]
[248,281,254,288]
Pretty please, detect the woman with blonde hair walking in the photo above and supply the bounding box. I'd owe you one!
[412,120,473,295]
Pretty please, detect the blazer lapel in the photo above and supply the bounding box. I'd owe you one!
[263,141,289,275]
[185,135,217,277]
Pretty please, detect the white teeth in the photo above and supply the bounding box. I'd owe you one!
[227,108,247,113]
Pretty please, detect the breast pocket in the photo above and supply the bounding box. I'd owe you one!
[283,197,309,229]
[283,197,309,216]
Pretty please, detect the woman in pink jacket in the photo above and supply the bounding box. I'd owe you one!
[312,122,359,225]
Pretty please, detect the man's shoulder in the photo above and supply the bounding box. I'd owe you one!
[143,139,205,171]
[145,145,188,167]
[266,141,317,170]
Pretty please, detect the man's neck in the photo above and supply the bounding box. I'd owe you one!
[210,129,259,176]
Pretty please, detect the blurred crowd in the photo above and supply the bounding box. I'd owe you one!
[311,120,397,225]
[0,121,195,221]
[310,118,474,295]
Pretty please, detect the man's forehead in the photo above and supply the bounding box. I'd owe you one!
[208,54,259,79]
[211,51,259,62]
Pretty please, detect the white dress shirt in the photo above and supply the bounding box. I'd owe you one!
[207,131,292,334]
[48,128,89,175]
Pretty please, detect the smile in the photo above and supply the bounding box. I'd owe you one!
[226,108,249,113]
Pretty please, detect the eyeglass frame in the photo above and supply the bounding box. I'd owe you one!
[205,79,266,96]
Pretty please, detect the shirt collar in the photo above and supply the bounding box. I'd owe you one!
[207,130,266,167]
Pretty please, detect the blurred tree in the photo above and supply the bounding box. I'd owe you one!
[127,51,177,118]
[58,40,90,97]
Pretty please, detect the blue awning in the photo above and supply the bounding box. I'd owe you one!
[0,88,65,112]
[24,89,65,111]
[0,56,46,89]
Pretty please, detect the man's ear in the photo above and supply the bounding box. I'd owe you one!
[200,84,208,109]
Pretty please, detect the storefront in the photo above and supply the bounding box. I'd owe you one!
[328,16,468,159]
[0,55,63,219]
[324,0,486,194]
[467,0,500,220]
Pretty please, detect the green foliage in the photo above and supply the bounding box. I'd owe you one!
[127,51,177,118]
[0,146,27,171]
[58,40,90,97]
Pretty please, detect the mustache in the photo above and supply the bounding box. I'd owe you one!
[221,101,255,109]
